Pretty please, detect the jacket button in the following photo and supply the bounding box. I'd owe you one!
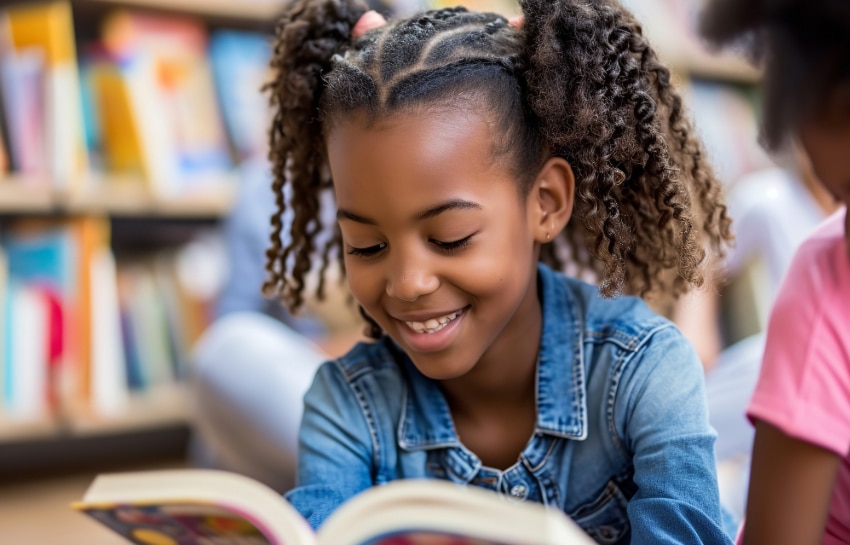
[509,484,528,500]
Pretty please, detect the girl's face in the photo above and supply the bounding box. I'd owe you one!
[327,110,542,381]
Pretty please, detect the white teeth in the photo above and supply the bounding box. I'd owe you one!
[405,311,459,334]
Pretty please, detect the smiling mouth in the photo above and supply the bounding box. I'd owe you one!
[403,309,464,334]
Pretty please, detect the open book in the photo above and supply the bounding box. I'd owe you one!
[73,469,595,545]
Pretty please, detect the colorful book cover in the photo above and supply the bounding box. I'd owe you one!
[4,281,49,419]
[3,221,76,417]
[1,0,89,190]
[98,10,233,196]
[0,48,47,178]
[208,30,272,162]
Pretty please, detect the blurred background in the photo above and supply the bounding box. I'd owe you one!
[0,0,791,542]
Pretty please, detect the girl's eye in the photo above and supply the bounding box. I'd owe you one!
[347,242,387,258]
[431,233,476,253]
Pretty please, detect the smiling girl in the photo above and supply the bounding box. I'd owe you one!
[263,1,734,543]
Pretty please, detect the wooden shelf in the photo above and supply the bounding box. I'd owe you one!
[69,384,191,436]
[0,177,235,218]
[665,47,760,84]
[0,179,55,213]
[68,180,237,218]
[0,384,191,443]
[0,414,61,441]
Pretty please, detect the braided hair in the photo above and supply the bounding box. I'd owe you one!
[264,0,733,335]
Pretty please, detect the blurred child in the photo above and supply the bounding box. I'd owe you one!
[265,1,737,542]
[701,0,850,543]
[675,148,839,519]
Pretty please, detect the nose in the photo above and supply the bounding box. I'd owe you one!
[385,249,439,302]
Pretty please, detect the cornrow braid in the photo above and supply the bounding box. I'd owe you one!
[264,0,733,334]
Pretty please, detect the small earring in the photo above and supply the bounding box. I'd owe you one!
[545,232,551,242]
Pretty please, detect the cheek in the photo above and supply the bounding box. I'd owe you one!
[456,223,536,294]
[800,123,850,203]
[343,259,380,308]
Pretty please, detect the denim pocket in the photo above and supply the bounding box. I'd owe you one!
[568,479,630,544]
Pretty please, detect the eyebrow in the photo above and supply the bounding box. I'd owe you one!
[336,199,482,225]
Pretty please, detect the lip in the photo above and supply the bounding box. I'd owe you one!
[393,306,468,353]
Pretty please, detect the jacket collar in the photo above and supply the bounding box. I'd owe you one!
[398,263,588,451]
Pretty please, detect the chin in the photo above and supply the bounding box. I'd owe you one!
[406,353,474,381]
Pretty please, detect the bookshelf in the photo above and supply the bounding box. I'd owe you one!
[0,0,278,472]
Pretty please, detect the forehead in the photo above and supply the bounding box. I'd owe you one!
[326,109,509,206]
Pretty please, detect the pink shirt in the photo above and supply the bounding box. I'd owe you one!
[746,207,850,544]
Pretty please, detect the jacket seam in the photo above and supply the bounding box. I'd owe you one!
[332,359,382,479]
[606,323,674,457]
[584,319,670,352]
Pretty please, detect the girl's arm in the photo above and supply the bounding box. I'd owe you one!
[618,327,733,544]
[741,420,840,545]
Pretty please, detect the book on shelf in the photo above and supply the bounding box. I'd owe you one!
[4,281,50,420]
[0,47,45,179]
[2,220,75,421]
[74,469,595,545]
[0,242,7,419]
[84,48,149,178]
[92,9,234,197]
[0,0,89,190]
[89,242,130,416]
[208,29,273,162]
[0,217,220,430]
[0,56,11,174]
[117,261,177,389]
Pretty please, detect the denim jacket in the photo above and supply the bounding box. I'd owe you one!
[285,264,732,544]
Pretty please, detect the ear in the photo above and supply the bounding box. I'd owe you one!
[528,156,574,244]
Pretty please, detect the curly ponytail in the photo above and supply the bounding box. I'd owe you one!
[521,0,732,299]
[263,0,369,311]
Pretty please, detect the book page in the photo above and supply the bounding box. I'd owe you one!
[318,480,594,545]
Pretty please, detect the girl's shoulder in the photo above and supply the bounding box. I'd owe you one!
[546,268,675,352]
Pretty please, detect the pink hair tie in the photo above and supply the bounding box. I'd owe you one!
[352,10,387,38]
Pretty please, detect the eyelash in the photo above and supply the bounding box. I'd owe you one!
[346,234,476,258]
[347,242,387,258]
[431,234,475,253]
